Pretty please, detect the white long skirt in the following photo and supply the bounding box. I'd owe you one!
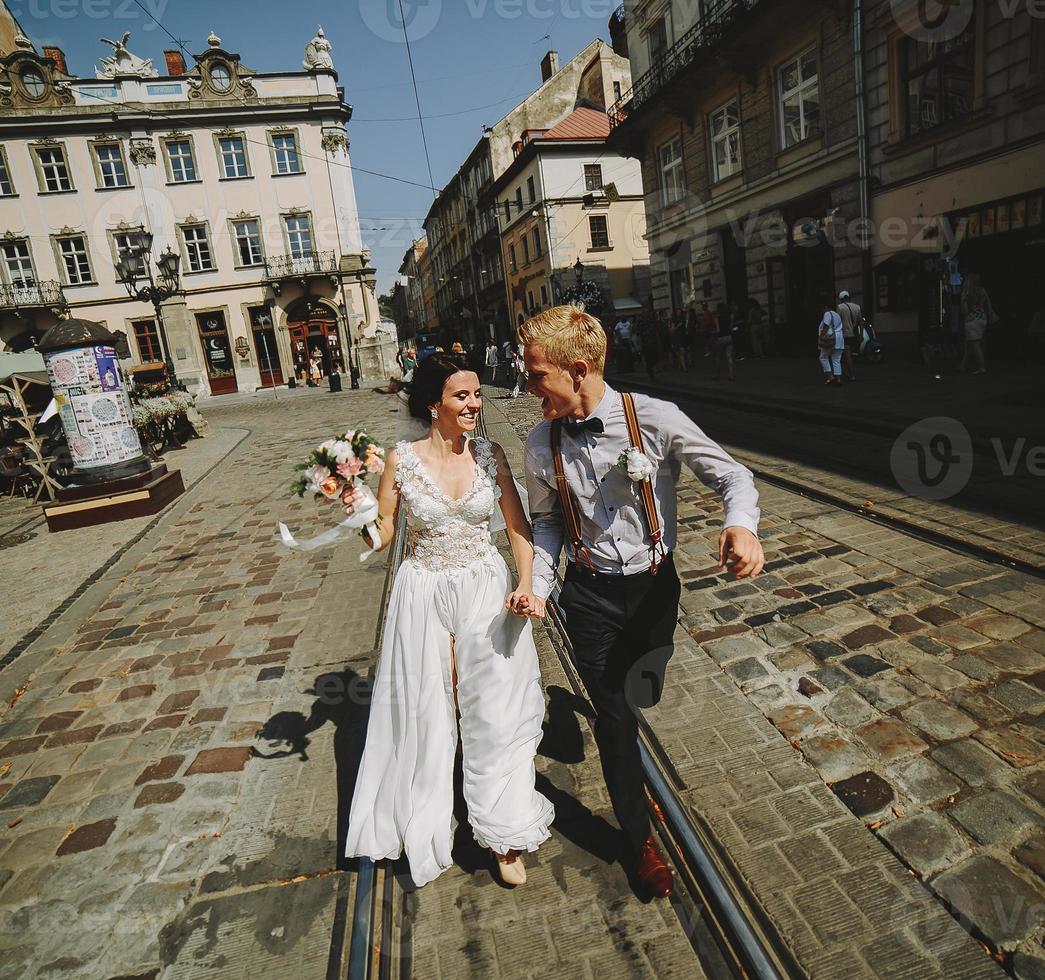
[344,554,554,887]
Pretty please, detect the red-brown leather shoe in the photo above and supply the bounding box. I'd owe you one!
[636,834,673,898]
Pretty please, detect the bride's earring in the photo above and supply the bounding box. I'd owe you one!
[430,409,438,420]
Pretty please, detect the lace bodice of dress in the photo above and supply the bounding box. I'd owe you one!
[394,437,502,572]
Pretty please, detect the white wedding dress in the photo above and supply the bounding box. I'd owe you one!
[344,436,554,886]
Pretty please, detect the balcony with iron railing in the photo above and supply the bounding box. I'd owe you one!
[0,280,67,314]
[608,0,764,131]
[264,250,339,280]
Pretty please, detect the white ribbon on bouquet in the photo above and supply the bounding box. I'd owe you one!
[277,484,382,561]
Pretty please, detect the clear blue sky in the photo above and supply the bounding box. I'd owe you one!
[22,0,616,293]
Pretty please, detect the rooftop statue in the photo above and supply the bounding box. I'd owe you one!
[303,26,334,71]
[96,31,158,78]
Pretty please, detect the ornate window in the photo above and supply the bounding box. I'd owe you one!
[0,148,13,196]
[93,143,130,188]
[778,47,820,148]
[217,134,250,178]
[1,239,35,284]
[34,145,73,192]
[180,224,214,272]
[233,218,264,266]
[532,227,542,258]
[20,68,46,99]
[164,139,198,183]
[711,101,742,181]
[55,235,94,285]
[271,132,302,174]
[283,215,313,257]
[209,62,232,92]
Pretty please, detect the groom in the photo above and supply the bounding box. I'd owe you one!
[520,305,764,898]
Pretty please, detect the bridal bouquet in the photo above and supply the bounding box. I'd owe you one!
[289,428,386,500]
[280,429,386,557]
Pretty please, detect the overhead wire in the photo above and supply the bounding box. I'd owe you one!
[398,0,436,200]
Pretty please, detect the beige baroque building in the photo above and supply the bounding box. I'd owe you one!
[0,26,391,396]
[490,106,648,328]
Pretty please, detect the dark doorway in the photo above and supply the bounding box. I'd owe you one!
[249,305,283,388]
[195,311,238,395]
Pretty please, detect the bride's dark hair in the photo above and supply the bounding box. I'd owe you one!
[407,352,475,421]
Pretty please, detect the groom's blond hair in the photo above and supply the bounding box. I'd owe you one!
[519,304,606,374]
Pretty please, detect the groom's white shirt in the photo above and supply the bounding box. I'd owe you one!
[524,383,760,600]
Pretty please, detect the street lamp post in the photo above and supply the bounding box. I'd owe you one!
[115,233,183,388]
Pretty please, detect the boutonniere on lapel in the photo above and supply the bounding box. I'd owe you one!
[617,447,654,482]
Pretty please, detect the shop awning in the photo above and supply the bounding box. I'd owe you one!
[612,297,644,313]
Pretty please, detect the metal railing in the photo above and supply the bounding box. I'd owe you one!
[0,280,66,311]
[609,0,761,130]
[264,250,338,279]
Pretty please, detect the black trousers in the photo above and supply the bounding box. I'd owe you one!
[558,554,681,853]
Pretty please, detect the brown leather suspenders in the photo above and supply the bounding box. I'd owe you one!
[550,420,597,573]
[621,392,668,575]
[550,392,667,576]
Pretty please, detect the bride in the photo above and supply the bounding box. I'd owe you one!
[341,352,554,887]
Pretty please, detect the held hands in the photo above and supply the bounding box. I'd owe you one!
[506,587,546,620]
[718,526,765,579]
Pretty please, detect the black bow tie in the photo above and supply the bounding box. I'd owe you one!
[563,416,604,436]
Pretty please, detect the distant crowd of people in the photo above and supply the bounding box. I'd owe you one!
[610,299,771,384]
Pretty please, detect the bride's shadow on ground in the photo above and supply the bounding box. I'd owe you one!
[252,667,373,872]
[252,673,628,883]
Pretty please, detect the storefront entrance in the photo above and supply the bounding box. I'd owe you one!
[248,305,283,388]
[195,311,238,395]
[286,301,345,381]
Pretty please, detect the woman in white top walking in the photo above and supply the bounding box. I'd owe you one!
[818,300,845,385]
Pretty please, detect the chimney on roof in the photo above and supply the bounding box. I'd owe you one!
[164,50,187,76]
[42,46,68,75]
[540,50,559,83]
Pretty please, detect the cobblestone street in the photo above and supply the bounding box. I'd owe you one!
[0,384,1041,978]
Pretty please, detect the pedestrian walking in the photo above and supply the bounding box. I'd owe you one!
[520,304,763,898]
[818,301,845,385]
[712,302,735,381]
[510,339,526,398]
[341,353,553,887]
[614,315,635,373]
[485,339,500,384]
[837,291,862,381]
[961,273,996,375]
